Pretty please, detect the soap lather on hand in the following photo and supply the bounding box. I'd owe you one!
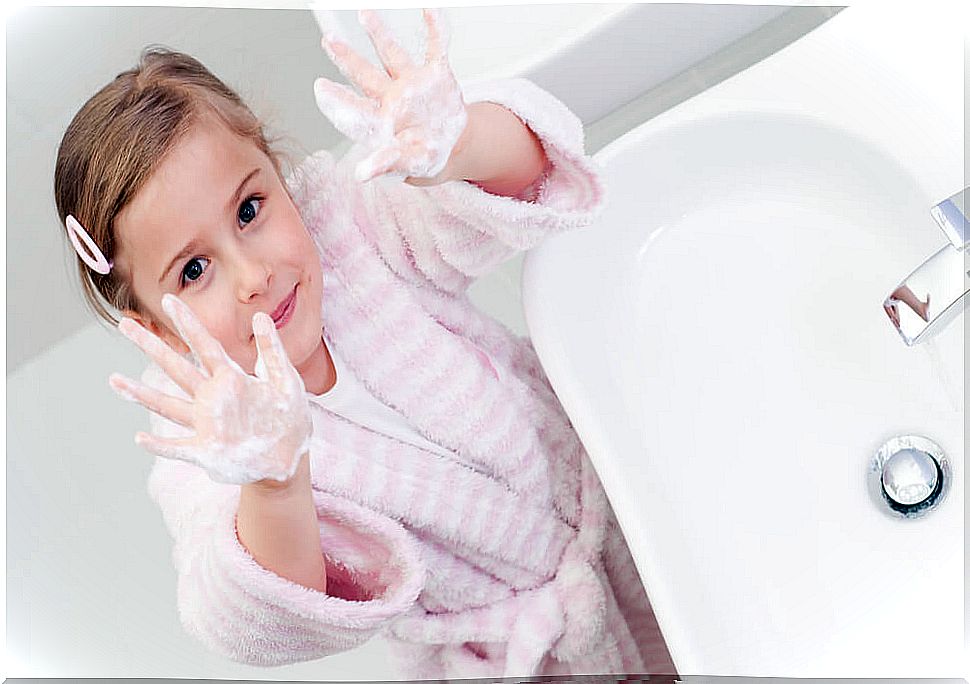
[312,8,468,184]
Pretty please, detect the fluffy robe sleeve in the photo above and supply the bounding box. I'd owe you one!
[140,362,425,667]
[288,77,605,297]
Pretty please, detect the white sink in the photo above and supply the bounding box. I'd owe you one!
[523,4,965,678]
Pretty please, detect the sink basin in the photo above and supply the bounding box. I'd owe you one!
[522,4,965,678]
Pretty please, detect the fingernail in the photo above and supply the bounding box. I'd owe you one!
[161,293,177,318]
[314,79,335,101]
[118,317,136,338]
[108,373,138,402]
[360,9,381,27]
[324,33,345,54]
[354,164,373,183]
[253,311,274,335]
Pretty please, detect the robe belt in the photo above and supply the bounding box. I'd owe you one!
[389,456,621,676]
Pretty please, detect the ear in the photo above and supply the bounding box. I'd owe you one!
[120,309,191,356]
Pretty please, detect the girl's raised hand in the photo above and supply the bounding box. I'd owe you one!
[108,294,313,486]
[313,8,468,183]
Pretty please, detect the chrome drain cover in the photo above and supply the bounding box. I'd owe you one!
[870,435,949,519]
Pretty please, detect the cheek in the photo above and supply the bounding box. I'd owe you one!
[306,255,324,309]
[199,311,246,361]
[229,339,260,376]
[289,222,322,289]
[295,222,317,256]
[277,217,314,263]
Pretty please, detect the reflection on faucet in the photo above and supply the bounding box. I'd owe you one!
[885,186,969,346]
[884,243,967,346]
[884,285,930,327]
[882,188,970,346]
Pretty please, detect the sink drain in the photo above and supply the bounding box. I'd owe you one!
[869,435,950,519]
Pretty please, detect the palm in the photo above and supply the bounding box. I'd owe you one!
[191,368,261,446]
[109,295,311,485]
[313,8,467,182]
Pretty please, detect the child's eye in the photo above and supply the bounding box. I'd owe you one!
[238,194,264,227]
[180,257,209,288]
[176,195,264,290]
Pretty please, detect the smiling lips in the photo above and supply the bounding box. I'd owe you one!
[271,285,298,329]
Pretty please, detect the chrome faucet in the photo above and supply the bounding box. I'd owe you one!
[884,187,970,346]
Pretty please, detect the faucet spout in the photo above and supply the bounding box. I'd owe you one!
[885,187,970,346]
[884,244,969,346]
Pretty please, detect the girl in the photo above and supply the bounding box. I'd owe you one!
[53,8,676,679]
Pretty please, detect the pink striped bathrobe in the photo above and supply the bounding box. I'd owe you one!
[143,78,676,679]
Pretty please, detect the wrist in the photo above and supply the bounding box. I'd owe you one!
[404,101,547,195]
[404,103,475,187]
[443,101,547,196]
[247,450,311,497]
[440,101,491,183]
[442,103,476,181]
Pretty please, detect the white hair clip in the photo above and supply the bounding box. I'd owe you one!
[66,214,112,275]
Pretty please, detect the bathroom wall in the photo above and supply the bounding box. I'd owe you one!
[6,3,835,679]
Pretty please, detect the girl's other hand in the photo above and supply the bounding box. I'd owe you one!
[108,294,313,487]
[313,8,468,183]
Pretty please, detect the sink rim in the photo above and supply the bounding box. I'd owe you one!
[525,105,964,674]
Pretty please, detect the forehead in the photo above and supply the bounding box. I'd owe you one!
[115,116,268,266]
[143,116,263,204]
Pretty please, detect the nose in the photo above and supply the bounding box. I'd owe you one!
[233,249,272,303]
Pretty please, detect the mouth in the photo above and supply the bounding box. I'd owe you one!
[270,284,298,329]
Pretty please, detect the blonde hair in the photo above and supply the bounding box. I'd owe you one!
[53,45,299,327]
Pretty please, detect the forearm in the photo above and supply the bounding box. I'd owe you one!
[407,101,548,197]
[236,452,328,593]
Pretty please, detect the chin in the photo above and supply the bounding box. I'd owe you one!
[289,322,319,366]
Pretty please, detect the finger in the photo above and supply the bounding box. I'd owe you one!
[133,431,200,465]
[109,372,195,428]
[422,8,450,65]
[117,317,204,397]
[161,294,231,376]
[252,312,289,388]
[310,4,340,40]
[321,32,388,98]
[358,9,415,78]
[355,145,403,183]
[314,77,383,140]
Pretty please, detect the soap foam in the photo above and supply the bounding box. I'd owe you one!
[123,296,312,486]
[312,10,467,183]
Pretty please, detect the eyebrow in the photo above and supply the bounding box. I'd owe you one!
[158,167,262,285]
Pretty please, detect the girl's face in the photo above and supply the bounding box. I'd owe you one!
[114,113,327,387]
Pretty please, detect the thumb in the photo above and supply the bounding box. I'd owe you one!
[355,145,402,183]
[314,77,380,141]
